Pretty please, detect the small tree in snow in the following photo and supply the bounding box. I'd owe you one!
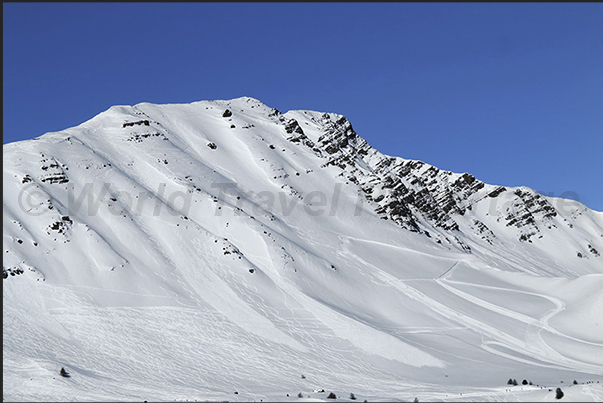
[327,392,336,399]
[350,393,356,400]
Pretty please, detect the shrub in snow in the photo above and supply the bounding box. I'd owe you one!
[298,392,303,398]
[555,388,564,399]
[350,393,356,400]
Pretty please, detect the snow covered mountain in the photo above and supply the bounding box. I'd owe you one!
[4,97,603,401]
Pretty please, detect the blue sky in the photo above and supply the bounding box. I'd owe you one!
[4,3,602,211]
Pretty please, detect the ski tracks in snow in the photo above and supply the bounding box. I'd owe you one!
[337,236,602,375]
[437,277,603,374]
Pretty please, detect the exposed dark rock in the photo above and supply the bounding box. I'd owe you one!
[3,267,24,279]
[127,132,165,142]
[123,120,150,128]
[488,186,507,198]
[284,119,304,135]
[41,174,69,184]
[48,219,71,235]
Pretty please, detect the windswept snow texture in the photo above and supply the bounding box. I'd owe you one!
[4,97,603,402]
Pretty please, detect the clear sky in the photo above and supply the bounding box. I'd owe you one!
[3,3,602,211]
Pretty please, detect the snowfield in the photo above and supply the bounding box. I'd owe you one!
[3,97,603,401]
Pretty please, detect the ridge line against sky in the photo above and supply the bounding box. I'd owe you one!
[3,3,602,211]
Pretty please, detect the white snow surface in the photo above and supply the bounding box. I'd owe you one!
[3,97,603,402]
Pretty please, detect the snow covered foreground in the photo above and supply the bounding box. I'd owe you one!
[3,97,603,402]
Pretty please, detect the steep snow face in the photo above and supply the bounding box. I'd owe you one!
[4,97,603,402]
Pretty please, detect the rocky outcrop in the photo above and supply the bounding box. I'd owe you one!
[288,110,575,250]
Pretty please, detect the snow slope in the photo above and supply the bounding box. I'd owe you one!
[4,97,603,401]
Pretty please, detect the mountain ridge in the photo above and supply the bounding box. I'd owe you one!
[4,97,603,401]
